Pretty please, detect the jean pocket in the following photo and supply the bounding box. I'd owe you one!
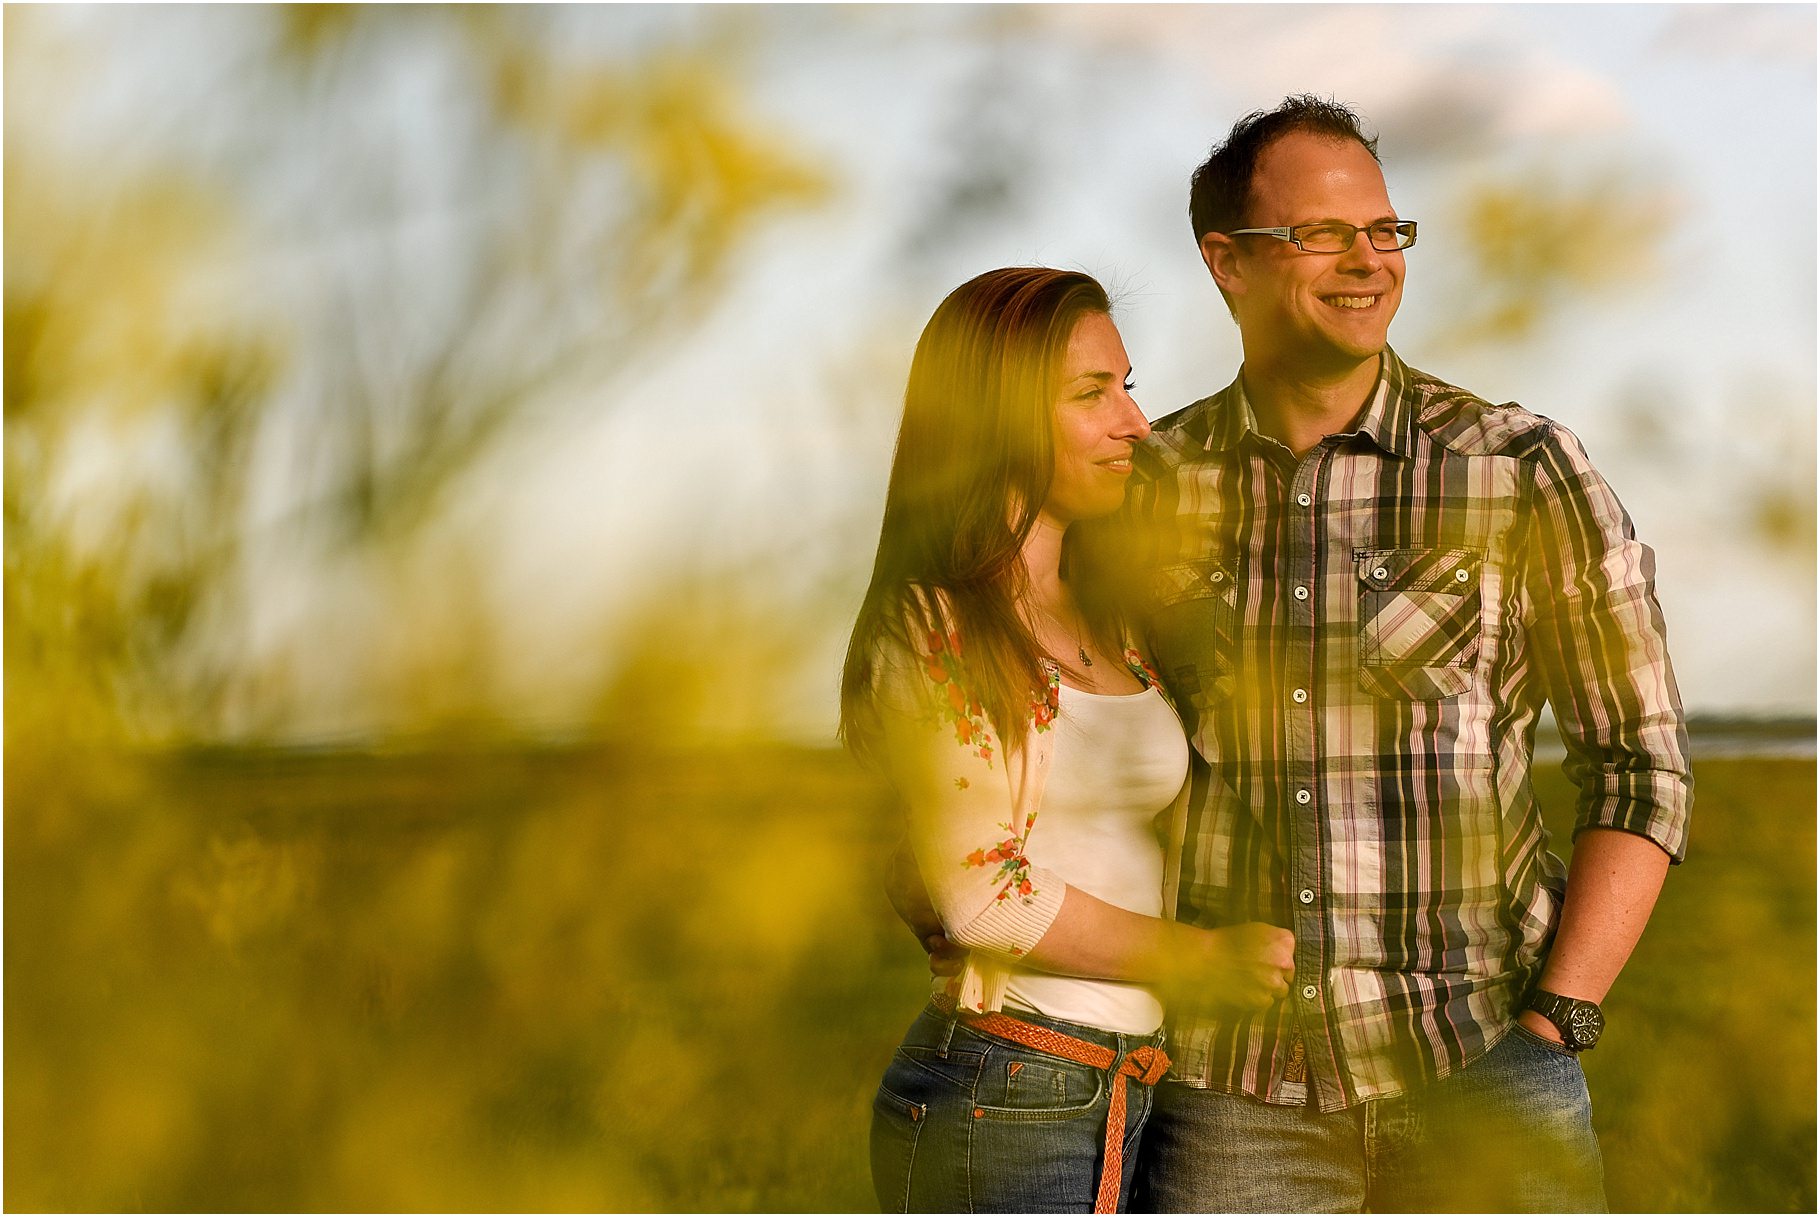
[1508,1021,1584,1062]
[1356,546,1484,699]
[969,1046,1105,1119]
[869,1081,928,1213]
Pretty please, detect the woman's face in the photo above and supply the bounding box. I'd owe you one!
[1041,312,1150,526]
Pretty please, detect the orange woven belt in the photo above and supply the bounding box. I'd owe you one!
[934,997,1170,1214]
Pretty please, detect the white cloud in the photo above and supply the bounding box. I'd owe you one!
[1652,4,1817,64]
[1036,5,1631,156]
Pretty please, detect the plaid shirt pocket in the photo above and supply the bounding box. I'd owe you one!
[1355,546,1485,699]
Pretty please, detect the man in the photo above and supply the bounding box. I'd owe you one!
[892,95,1689,1211]
[1106,95,1691,1211]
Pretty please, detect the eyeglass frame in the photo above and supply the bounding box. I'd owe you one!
[1223,220,1418,253]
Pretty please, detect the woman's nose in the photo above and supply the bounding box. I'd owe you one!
[1118,394,1151,441]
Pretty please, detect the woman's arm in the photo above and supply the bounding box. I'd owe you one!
[876,632,1294,1008]
[1025,887,1294,1010]
[877,649,1069,959]
[883,833,1294,1009]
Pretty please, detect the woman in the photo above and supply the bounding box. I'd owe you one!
[840,267,1294,1214]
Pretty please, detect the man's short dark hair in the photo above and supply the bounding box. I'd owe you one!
[1188,95,1381,244]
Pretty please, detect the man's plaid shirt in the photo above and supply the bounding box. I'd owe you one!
[1106,348,1691,1111]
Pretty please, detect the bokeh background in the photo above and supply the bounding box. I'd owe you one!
[7,4,1814,1212]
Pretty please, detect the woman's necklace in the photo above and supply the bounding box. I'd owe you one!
[1035,600,1094,668]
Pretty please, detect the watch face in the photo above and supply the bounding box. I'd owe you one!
[1565,1002,1604,1047]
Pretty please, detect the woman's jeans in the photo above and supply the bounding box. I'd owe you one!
[1133,1022,1607,1213]
[871,1001,1166,1213]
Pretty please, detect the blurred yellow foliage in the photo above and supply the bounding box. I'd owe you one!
[6,150,277,751]
[6,5,831,750]
[171,831,316,951]
[5,743,1809,1211]
[7,171,257,426]
[487,38,832,303]
[1442,167,1679,345]
[275,3,360,62]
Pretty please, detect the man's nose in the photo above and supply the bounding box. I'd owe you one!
[1336,228,1385,273]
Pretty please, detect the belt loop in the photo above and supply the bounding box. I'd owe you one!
[938,1003,959,1057]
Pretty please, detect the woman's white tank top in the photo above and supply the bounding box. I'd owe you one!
[1003,681,1190,1034]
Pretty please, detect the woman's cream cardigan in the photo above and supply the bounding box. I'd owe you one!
[874,594,1192,1015]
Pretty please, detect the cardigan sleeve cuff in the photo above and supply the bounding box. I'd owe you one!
[944,872,1066,959]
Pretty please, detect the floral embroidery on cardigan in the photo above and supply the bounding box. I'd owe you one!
[963,815,1040,904]
[917,628,1069,763]
[1123,648,1164,691]
[919,627,995,764]
[1030,660,1060,731]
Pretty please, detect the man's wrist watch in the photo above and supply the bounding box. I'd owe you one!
[1527,989,1605,1051]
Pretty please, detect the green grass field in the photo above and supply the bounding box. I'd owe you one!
[6,743,1813,1211]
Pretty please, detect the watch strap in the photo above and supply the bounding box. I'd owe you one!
[1527,988,1602,1051]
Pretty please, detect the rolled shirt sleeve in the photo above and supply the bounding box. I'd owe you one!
[1523,420,1693,861]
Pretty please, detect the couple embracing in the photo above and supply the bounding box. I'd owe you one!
[840,96,1691,1214]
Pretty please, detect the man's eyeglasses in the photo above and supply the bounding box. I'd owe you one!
[1225,220,1418,254]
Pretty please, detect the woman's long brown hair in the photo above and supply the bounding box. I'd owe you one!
[839,267,1117,764]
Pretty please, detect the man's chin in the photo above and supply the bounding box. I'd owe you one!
[1302,334,1389,375]
[1249,326,1391,377]
[1324,321,1391,356]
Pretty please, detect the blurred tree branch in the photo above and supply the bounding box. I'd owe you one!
[260,6,830,545]
[5,7,829,746]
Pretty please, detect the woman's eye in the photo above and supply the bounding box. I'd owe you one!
[1123,380,1137,394]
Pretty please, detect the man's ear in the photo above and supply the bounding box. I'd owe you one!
[1200,232,1243,297]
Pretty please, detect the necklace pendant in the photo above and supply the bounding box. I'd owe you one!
[1078,645,1093,667]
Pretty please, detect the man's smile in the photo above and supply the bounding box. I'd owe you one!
[1319,291,1387,310]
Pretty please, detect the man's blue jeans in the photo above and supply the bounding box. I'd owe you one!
[1133,1024,1607,1212]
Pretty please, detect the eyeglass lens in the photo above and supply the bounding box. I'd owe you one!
[1297,222,1415,252]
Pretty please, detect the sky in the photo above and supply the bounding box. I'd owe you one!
[13,3,1817,741]
[482,3,1815,736]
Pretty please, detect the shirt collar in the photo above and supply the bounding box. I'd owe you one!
[1202,348,1420,458]
[1203,376,1262,453]
[1345,348,1423,457]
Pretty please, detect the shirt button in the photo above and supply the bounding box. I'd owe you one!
[1296,493,1312,507]
[1302,984,1319,1001]
[1455,568,1471,583]
[1294,585,1310,601]
[1292,688,1308,704]
[1210,570,1225,584]
[1372,565,1389,581]
[1295,789,1312,805]
[1299,888,1315,904]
